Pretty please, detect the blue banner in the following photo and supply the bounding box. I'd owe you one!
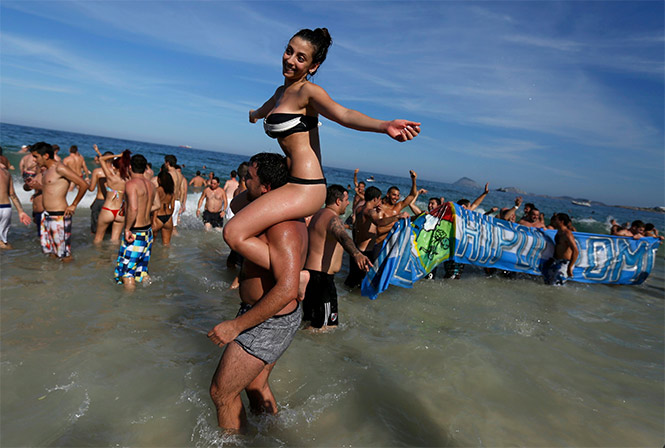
[361,203,661,299]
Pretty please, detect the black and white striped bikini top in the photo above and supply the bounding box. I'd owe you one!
[264,113,320,139]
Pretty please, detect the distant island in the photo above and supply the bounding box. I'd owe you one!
[452,177,481,189]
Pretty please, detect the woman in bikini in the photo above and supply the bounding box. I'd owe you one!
[93,145,130,244]
[223,28,420,275]
[152,166,175,246]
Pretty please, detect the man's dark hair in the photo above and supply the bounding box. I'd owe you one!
[164,154,177,166]
[631,220,645,228]
[429,197,442,206]
[358,181,366,187]
[69,145,78,154]
[326,184,347,205]
[365,186,381,202]
[457,199,470,207]
[103,151,114,156]
[213,176,220,184]
[387,186,400,194]
[30,142,54,158]
[231,170,237,178]
[249,153,287,190]
[237,162,249,180]
[645,223,655,232]
[196,170,201,176]
[556,213,571,225]
[131,154,147,174]
[524,202,535,210]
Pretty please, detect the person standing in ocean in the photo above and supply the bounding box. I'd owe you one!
[164,155,184,234]
[223,27,420,286]
[0,160,32,249]
[543,213,579,286]
[208,152,306,432]
[196,176,227,231]
[374,170,419,258]
[302,184,371,330]
[30,142,89,262]
[114,154,157,290]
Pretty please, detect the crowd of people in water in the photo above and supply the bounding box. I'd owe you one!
[0,27,661,434]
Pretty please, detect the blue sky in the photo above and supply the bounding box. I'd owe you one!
[1,1,663,207]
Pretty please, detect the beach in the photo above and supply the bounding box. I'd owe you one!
[1,123,664,446]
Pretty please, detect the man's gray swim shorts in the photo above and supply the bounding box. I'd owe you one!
[233,302,302,364]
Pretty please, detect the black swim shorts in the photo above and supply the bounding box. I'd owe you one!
[303,269,338,328]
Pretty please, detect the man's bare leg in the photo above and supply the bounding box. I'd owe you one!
[210,341,265,432]
[245,362,277,415]
[122,277,136,291]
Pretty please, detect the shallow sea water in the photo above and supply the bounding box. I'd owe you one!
[1,200,663,447]
[1,124,664,446]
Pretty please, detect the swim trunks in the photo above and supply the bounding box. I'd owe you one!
[90,197,104,233]
[40,211,72,258]
[234,301,302,364]
[264,113,319,139]
[114,225,153,284]
[344,249,374,288]
[172,200,181,226]
[0,204,11,243]
[202,210,224,228]
[303,269,338,328]
[543,258,570,286]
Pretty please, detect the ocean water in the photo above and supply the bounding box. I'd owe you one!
[1,123,664,446]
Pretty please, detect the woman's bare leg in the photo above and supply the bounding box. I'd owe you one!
[110,219,125,243]
[223,183,326,270]
[93,210,114,243]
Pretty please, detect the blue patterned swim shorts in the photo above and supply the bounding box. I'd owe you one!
[114,225,153,284]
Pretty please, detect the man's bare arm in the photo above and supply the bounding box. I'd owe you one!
[566,231,579,277]
[196,189,207,217]
[469,183,490,211]
[8,177,31,225]
[56,163,89,216]
[395,170,418,211]
[329,215,372,271]
[208,222,302,346]
[368,208,410,227]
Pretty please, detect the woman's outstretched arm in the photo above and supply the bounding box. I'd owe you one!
[307,83,420,141]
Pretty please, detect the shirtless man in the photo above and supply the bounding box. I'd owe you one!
[303,185,371,329]
[543,213,579,286]
[189,171,207,189]
[176,165,188,224]
[114,154,157,290]
[518,207,545,229]
[373,170,418,256]
[352,168,366,212]
[344,186,409,288]
[196,177,227,231]
[88,152,110,234]
[30,142,89,261]
[0,163,31,248]
[63,145,90,190]
[611,219,645,239]
[164,155,184,232]
[19,152,38,184]
[208,152,305,432]
[222,170,239,220]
